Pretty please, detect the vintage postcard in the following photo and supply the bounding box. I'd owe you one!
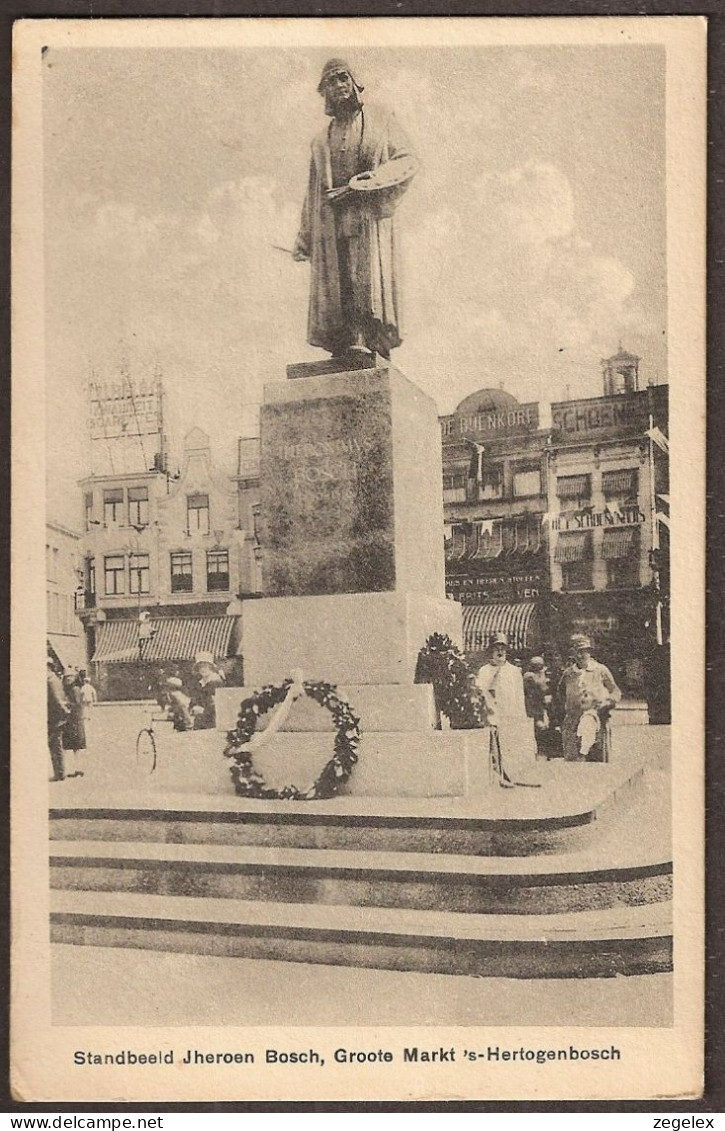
[12,16,705,1102]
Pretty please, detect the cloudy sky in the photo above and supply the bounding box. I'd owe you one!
[44,43,666,526]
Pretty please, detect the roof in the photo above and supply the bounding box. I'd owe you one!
[454,387,521,417]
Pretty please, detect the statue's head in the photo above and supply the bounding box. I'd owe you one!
[317,58,364,116]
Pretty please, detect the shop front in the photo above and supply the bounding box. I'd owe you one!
[446,557,546,664]
[90,607,243,700]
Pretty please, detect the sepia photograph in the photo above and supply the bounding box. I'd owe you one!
[12,16,705,1102]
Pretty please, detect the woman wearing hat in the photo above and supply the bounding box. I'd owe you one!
[557,635,621,762]
[475,634,539,786]
[190,652,224,730]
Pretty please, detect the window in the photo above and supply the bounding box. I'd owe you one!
[104,554,125,595]
[128,486,149,528]
[170,551,193,593]
[129,553,150,595]
[46,544,55,581]
[602,468,638,507]
[187,493,210,535]
[443,471,467,503]
[84,492,94,531]
[555,530,593,591]
[513,464,541,498]
[606,556,639,590]
[561,559,593,592]
[103,488,125,526]
[479,464,504,501]
[603,527,640,590]
[206,549,229,592]
[556,474,591,512]
[85,556,96,607]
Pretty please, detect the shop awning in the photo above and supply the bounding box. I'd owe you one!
[92,615,238,664]
[47,634,88,672]
[554,531,590,563]
[556,475,589,499]
[463,602,539,652]
[602,527,638,560]
[602,469,637,496]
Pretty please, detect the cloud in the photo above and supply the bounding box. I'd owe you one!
[400,159,645,408]
[475,160,575,245]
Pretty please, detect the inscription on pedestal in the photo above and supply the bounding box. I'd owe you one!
[260,389,395,596]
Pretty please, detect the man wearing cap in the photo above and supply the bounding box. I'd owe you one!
[475,634,539,786]
[558,635,621,762]
[292,58,418,359]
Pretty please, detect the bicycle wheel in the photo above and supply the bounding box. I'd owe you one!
[135,727,158,773]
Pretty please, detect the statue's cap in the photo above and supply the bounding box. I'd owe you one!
[317,58,364,93]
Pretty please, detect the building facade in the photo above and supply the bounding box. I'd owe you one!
[441,351,669,711]
[46,520,87,672]
[546,373,669,706]
[440,387,550,663]
[78,428,261,699]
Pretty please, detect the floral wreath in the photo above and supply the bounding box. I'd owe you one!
[415,632,488,729]
[223,673,361,801]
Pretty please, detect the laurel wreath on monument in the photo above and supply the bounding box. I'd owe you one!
[416,633,488,730]
[223,673,361,801]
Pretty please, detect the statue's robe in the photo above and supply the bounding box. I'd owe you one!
[296,103,416,356]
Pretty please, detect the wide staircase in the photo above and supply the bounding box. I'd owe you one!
[49,760,672,980]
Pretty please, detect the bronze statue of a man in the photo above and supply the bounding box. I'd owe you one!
[293,58,418,360]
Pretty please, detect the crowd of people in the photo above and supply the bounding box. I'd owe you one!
[47,651,226,781]
[155,652,225,733]
[474,632,622,788]
[48,638,621,792]
[46,659,96,783]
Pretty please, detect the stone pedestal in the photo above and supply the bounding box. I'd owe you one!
[259,365,446,599]
[231,360,474,798]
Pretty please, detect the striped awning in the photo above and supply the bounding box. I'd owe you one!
[92,615,237,664]
[463,602,539,652]
[556,475,590,499]
[47,634,88,672]
[602,468,637,496]
[554,531,590,563]
[602,527,638,560]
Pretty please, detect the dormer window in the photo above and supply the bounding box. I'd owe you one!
[187,494,210,535]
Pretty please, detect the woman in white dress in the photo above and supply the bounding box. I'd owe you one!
[476,633,539,787]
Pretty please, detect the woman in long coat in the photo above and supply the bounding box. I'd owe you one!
[61,670,86,775]
[476,634,539,786]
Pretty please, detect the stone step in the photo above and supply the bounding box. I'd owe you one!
[50,888,673,979]
[50,839,672,916]
[49,759,647,857]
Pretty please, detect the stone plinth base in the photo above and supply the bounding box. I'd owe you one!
[243,591,462,688]
[250,731,479,798]
[216,683,438,734]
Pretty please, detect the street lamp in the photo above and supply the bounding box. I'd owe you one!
[128,523,154,663]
